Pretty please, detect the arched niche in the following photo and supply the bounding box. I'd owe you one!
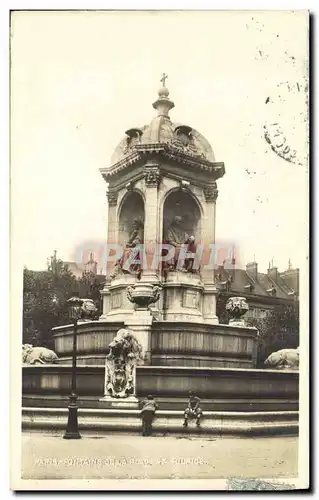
[162,189,201,244]
[118,191,145,247]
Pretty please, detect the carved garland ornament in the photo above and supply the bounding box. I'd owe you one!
[203,183,218,202]
[144,167,161,188]
[107,190,118,206]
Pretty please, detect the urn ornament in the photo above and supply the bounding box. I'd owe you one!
[126,282,162,310]
[226,296,249,326]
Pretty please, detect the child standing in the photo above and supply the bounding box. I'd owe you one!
[140,395,159,436]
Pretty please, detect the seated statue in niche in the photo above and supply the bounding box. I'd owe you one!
[163,215,198,273]
[110,218,144,279]
[127,217,144,246]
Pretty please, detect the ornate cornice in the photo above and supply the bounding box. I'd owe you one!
[144,166,161,188]
[100,143,225,182]
[106,189,118,206]
[204,183,218,203]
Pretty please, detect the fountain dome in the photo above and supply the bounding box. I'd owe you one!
[110,80,216,167]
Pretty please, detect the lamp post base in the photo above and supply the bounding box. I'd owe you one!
[63,393,81,440]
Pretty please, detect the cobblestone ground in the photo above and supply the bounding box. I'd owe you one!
[21,432,298,480]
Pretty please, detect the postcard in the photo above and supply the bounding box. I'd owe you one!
[10,9,309,491]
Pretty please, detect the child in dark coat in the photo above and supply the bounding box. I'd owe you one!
[140,395,159,436]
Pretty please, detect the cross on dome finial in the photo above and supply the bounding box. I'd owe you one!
[153,73,174,117]
[160,72,168,87]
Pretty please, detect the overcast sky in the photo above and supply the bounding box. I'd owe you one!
[11,10,308,274]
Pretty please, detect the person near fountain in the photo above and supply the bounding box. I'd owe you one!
[183,391,202,428]
[140,395,159,436]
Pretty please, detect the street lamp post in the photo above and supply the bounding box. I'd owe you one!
[63,296,83,440]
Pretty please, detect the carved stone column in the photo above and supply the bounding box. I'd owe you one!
[201,183,219,324]
[141,163,161,283]
[105,188,118,277]
[100,188,119,320]
[100,278,111,319]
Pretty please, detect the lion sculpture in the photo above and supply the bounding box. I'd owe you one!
[264,347,299,370]
[22,344,59,365]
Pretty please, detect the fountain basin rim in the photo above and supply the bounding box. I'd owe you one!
[52,320,258,335]
[22,364,299,376]
[52,319,124,332]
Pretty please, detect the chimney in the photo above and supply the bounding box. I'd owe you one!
[246,262,258,281]
[280,268,299,298]
[267,266,278,283]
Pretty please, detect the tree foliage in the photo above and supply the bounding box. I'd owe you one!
[77,271,103,311]
[23,262,78,348]
[23,262,104,349]
[246,303,299,365]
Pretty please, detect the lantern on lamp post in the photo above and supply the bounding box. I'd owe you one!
[63,296,83,440]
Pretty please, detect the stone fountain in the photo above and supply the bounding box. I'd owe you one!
[22,81,299,435]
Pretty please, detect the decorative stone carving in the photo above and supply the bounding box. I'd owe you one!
[171,126,204,158]
[124,128,143,155]
[264,347,299,371]
[80,299,99,321]
[203,183,218,203]
[171,138,202,158]
[226,296,249,326]
[127,282,162,310]
[104,328,143,398]
[22,344,59,365]
[106,190,118,206]
[111,291,122,309]
[144,167,161,188]
[183,289,199,309]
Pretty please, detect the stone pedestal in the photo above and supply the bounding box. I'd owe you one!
[163,271,204,322]
[124,310,153,365]
[99,280,111,319]
[101,274,136,321]
[202,284,219,325]
[229,319,246,327]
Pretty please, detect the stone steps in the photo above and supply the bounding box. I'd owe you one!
[22,407,299,437]
[22,395,299,412]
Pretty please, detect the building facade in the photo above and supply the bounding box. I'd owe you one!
[215,260,299,322]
